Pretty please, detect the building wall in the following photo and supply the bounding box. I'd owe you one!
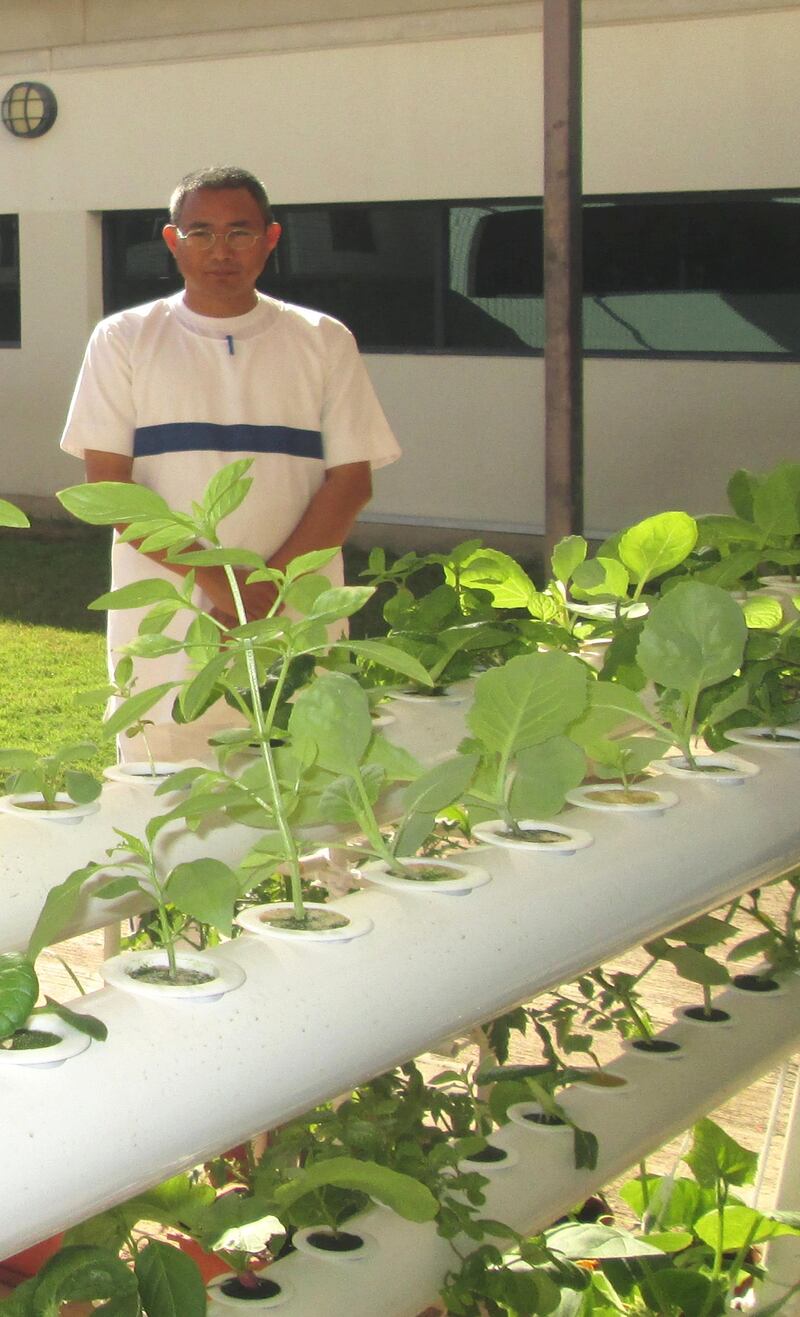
[0,6,798,534]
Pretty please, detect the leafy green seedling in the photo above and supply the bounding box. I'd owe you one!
[636,580,749,767]
[0,741,102,810]
[644,912,736,1019]
[459,650,590,835]
[0,866,107,1054]
[283,670,476,877]
[39,816,240,986]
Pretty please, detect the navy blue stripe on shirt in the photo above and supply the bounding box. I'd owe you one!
[133,422,323,460]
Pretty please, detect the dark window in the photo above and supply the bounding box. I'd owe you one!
[103,210,181,314]
[0,216,20,347]
[103,191,800,360]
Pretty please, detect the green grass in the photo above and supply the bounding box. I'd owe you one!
[0,527,112,775]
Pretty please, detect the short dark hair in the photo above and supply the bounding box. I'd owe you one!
[169,166,274,226]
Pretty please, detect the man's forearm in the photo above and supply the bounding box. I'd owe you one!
[266,461,372,574]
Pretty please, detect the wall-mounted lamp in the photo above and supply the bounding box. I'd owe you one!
[1,82,58,138]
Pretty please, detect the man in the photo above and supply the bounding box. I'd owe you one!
[61,166,400,757]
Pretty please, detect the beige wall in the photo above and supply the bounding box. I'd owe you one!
[0,7,798,529]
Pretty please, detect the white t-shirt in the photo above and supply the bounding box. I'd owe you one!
[61,292,400,745]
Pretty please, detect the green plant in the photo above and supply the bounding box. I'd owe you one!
[729,872,800,975]
[568,580,750,775]
[688,461,800,591]
[79,820,240,984]
[360,541,520,693]
[57,460,431,929]
[644,912,737,1020]
[283,670,478,877]
[569,679,669,794]
[458,650,590,837]
[0,1241,207,1316]
[442,1119,800,1317]
[0,871,107,1053]
[0,740,102,809]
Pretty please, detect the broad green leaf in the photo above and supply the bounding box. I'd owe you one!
[134,1239,207,1317]
[694,1204,799,1250]
[315,766,382,825]
[752,462,800,540]
[641,1269,713,1315]
[273,1156,437,1222]
[551,535,587,587]
[684,1117,758,1189]
[130,1175,216,1230]
[468,651,590,756]
[126,634,183,660]
[667,914,739,947]
[167,859,240,935]
[0,954,37,1039]
[619,511,698,587]
[57,480,172,526]
[571,556,630,601]
[178,652,230,724]
[289,673,373,775]
[508,736,587,819]
[691,548,763,588]
[619,1174,712,1229]
[364,734,421,783]
[637,582,747,693]
[639,1230,693,1253]
[183,612,223,669]
[0,748,38,771]
[573,1125,599,1170]
[307,585,374,625]
[696,513,763,549]
[102,682,180,737]
[727,468,758,521]
[0,499,29,528]
[95,876,143,901]
[657,945,729,986]
[284,547,339,581]
[399,754,478,820]
[446,548,539,610]
[281,573,329,615]
[88,580,185,612]
[136,525,196,554]
[546,1221,665,1259]
[26,865,98,964]
[342,638,433,687]
[742,596,784,630]
[29,1245,139,1315]
[64,770,102,804]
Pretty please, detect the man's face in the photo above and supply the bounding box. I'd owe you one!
[163,187,280,316]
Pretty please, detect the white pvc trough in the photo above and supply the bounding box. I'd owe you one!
[0,741,798,1260]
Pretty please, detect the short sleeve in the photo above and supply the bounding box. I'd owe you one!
[319,320,401,472]
[60,317,138,460]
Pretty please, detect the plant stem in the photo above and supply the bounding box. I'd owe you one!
[222,566,305,923]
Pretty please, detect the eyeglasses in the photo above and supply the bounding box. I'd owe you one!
[173,227,264,251]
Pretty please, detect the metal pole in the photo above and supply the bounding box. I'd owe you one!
[543,0,584,565]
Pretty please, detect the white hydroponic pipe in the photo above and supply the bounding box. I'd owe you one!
[0,694,469,952]
[0,744,798,1257]
[207,975,800,1317]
